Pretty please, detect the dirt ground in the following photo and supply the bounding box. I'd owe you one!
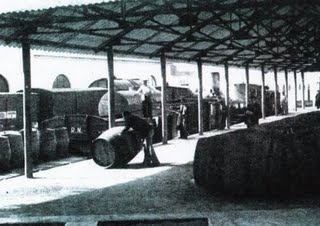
[1,110,320,225]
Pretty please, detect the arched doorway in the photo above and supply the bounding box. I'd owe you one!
[52,74,71,88]
[0,74,9,92]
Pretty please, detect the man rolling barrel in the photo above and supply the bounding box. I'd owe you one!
[121,111,160,167]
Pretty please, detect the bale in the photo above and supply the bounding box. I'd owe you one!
[92,126,144,168]
[40,128,57,160]
[87,115,109,140]
[54,127,69,158]
[0,93,39,131]
[76,88,108,116]
[65,114,90,154]
[51,89,76,116]
[40,116,65,130]
[19,128,40,163]
[0,136,11,172]
[0,131,24,168]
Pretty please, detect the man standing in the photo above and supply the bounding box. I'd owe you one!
[121,111,160,167]
[176,97,188,139]
[245,95,261,128]
[316,90,320,109]
[136,80,153,119]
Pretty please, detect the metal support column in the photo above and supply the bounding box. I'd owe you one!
[160,52,167,144]
[245,64,250,107]
[274,67,278,116]
[22,40,33,178]
[225,63,230,129]
[197,59,203,135]
[301,71,305,109]
[284,68,289,113]
[261,66,265,119]
[294,70,297,111]
[107,46,115,128]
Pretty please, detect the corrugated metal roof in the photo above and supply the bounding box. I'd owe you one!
[0,0,319,71]
[0,0,113,13]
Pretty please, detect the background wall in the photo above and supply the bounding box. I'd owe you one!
[0,45,319,111]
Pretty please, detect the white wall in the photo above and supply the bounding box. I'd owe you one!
[0,45,319,111]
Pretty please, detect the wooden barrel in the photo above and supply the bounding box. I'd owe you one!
[19,128,40,164]
[193,111,320,196]
[91,126,144,168]
[40,128,57,160]
[0,135,11,172]
[54,127,69,158]
[0,131,24,168]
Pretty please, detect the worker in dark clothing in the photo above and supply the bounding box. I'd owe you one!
[316,90,320,109]
[121,111,160,167]
[217,98,227,130]
[176,97,188,139]
[245,95,261,128]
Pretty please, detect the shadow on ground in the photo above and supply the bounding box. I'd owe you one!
[1,161,320,219]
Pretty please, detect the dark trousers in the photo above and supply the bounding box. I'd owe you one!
[143,127,160,166]
[142,99,152,118]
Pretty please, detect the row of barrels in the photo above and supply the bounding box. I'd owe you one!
[194,111,320,196]
[0,127,69,172]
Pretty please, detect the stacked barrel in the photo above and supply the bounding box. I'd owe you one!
[0,129,40,172]
[194,111,320,196]
[39,116,70,160]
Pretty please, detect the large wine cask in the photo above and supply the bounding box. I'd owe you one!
[0,135,11,172]
[0,131,24,168]
[54,127,69,158]
[92,126,144,168]
[40,128,57,160]
[19,128,40,163]
[194,111,320,196]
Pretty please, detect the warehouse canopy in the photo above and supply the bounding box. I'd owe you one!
[0,0,319,72]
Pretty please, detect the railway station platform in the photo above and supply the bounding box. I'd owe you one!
[0,108,320,225]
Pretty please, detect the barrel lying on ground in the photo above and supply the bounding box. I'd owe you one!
[194,111,320,196]
[91,126,144,168]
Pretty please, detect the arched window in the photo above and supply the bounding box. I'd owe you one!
[89,78,107,88]
[0,74,9,92]
[52,74,71,88]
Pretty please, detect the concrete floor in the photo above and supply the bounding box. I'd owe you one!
[1,108,320,225]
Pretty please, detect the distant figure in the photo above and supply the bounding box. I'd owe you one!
[121,111,160,167]
[136,80,153,119]
[176,97,188,139]
[209,91,219,130]
[316,90,320,109]
[281,92,288,115]
[217,97,227,130]
[245,95,261,128]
